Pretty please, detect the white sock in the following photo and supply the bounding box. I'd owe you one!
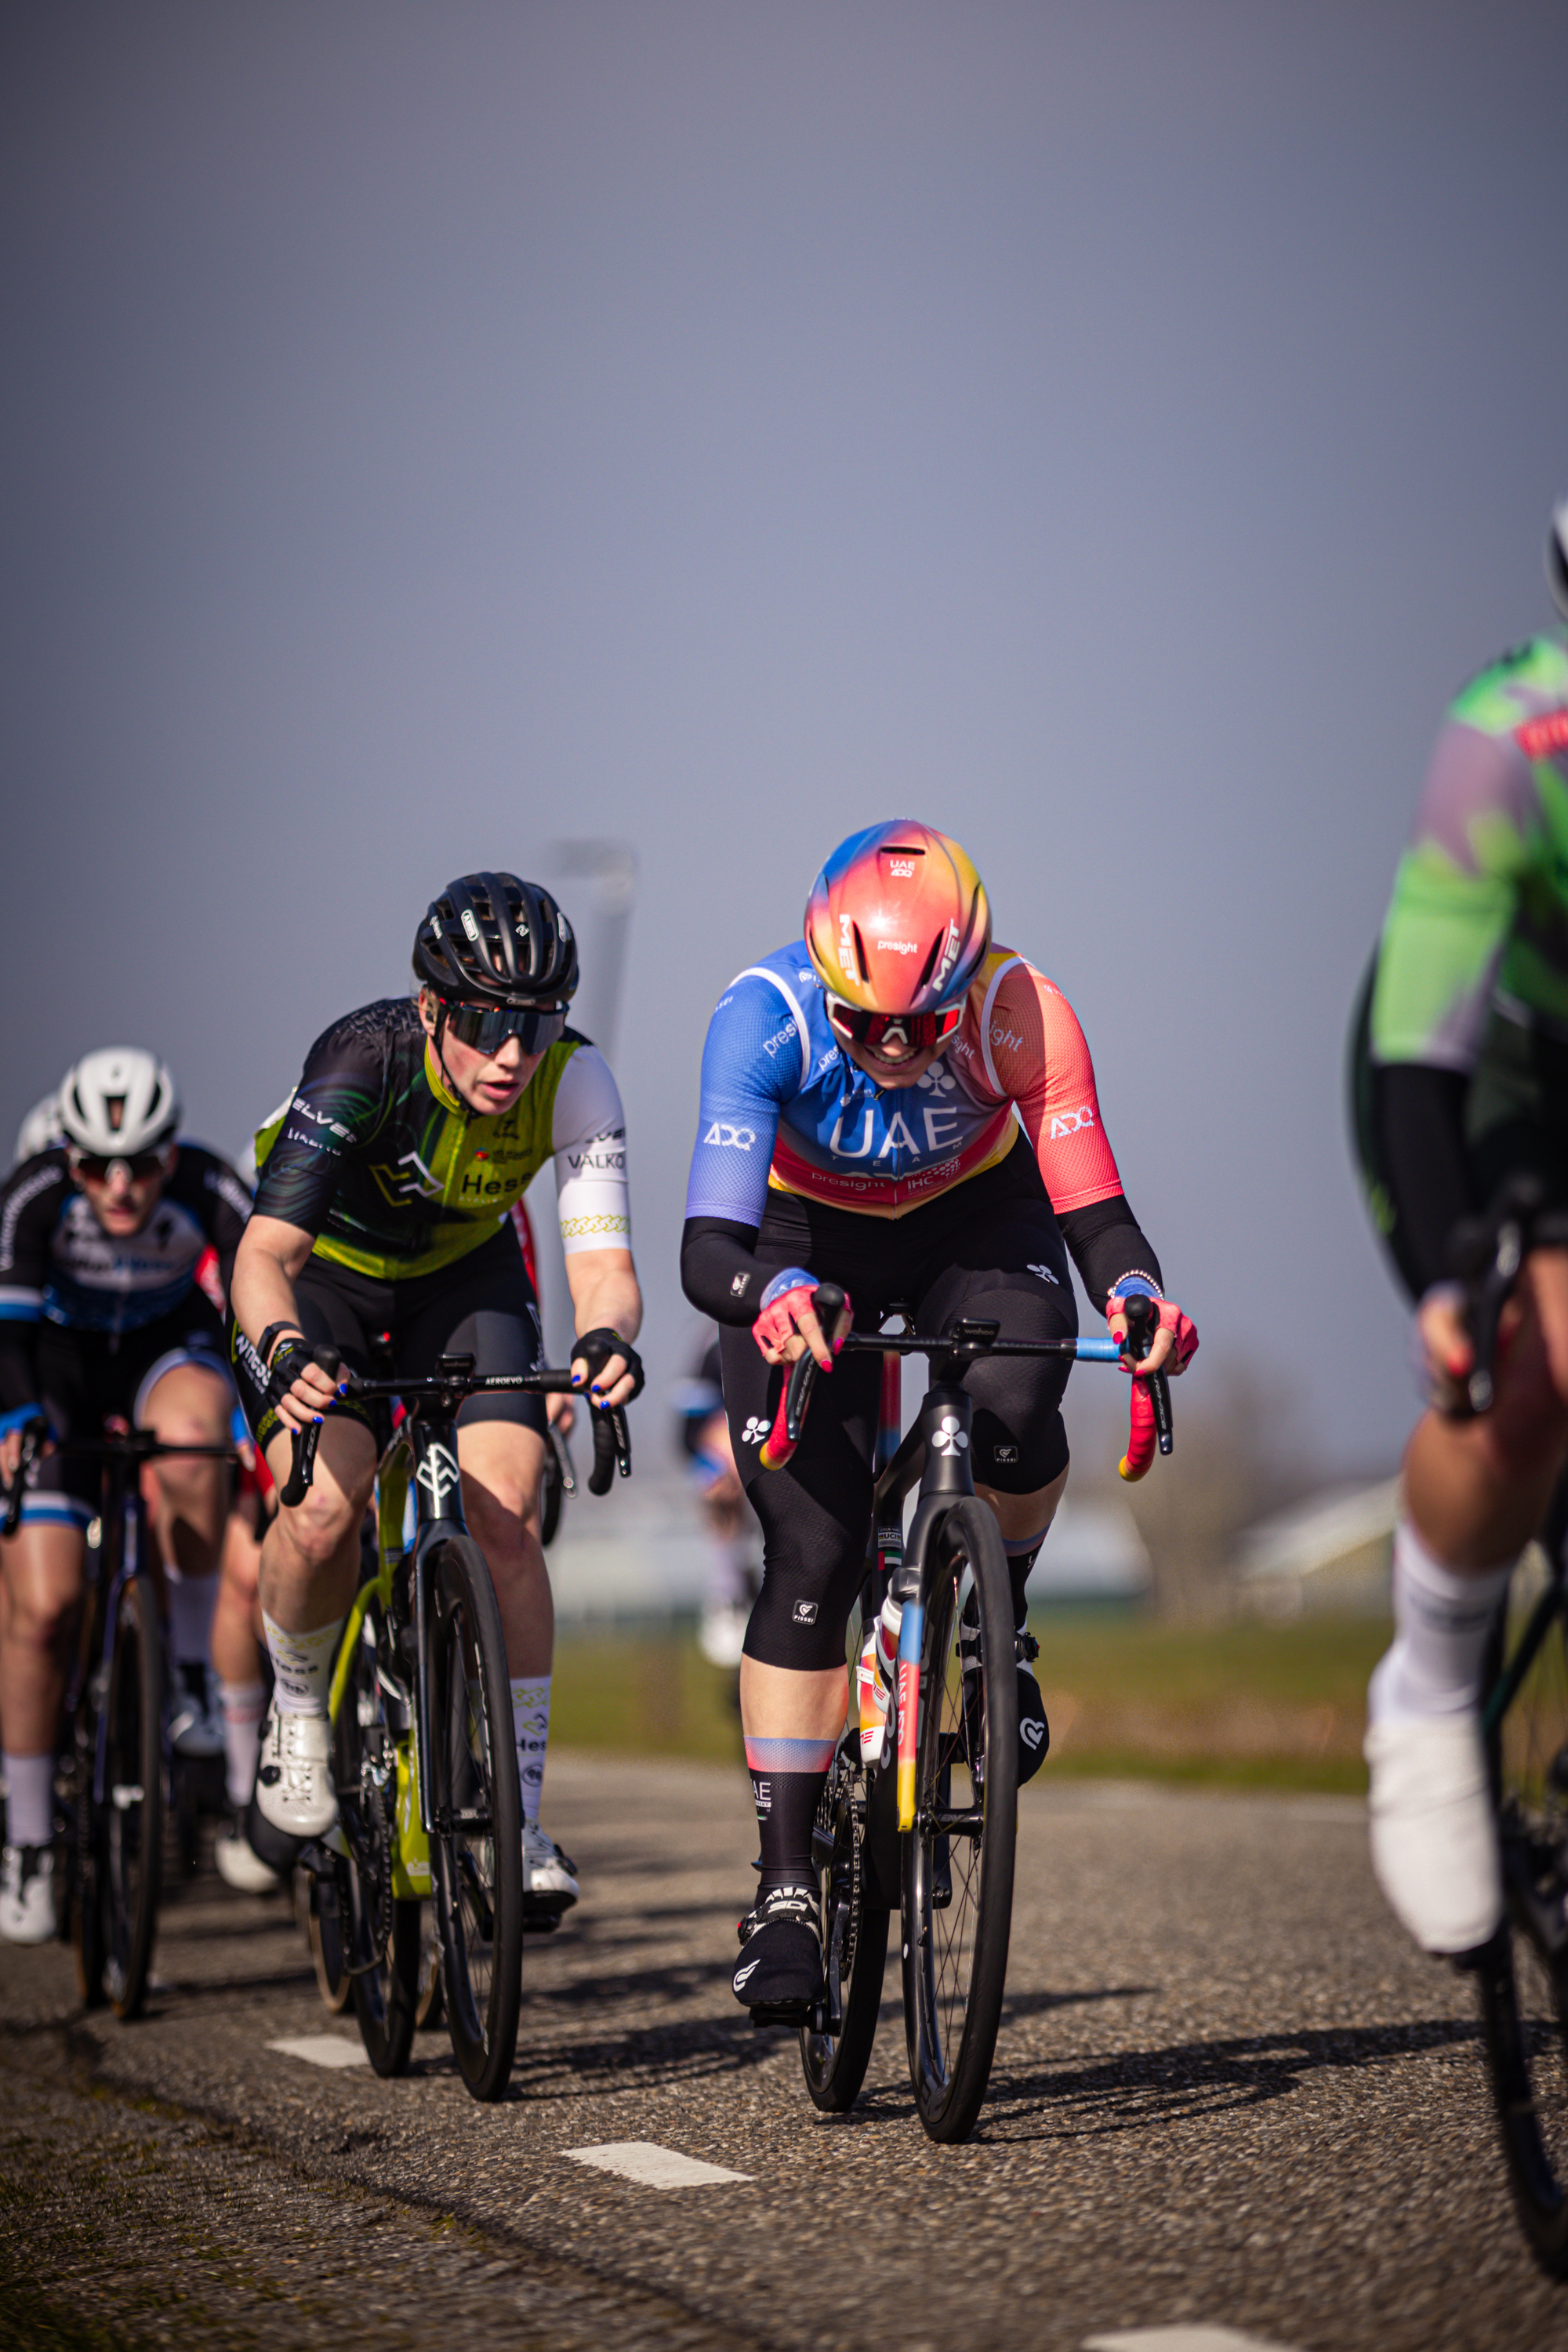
[261,1610,345,1719]
[1368,1518,1515,1726]
[3,1753,55,1850]
[165,1566,220,1668]
[219,1679,267,1808]
[511,1675,550,1827]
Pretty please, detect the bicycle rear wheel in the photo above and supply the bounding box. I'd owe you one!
[425,1534,523,2101]
[84,1561,165,2021]
[1475,1559,1568,2275]
[333,1601,420,2075]
[800,1735,889,2112]
[902,1497,1018,2143]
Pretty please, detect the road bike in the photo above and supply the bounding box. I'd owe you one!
[1446,1182,1568,2276]
[281,1345,630,2102]
[764,1286,1171,2143]
[2,1419,237,2020]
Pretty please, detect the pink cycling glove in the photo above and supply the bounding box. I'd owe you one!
[1105,1285,1200,1374]
[751,1266,852,1359]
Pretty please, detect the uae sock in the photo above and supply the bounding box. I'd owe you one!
[744,1734,836,1894]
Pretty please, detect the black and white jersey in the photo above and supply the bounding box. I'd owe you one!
[0,1144,252,1415]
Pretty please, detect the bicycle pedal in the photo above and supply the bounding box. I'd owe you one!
[522,1909,564,1936]
[1015,1630,1040,1663]
[749,1999,812,2028]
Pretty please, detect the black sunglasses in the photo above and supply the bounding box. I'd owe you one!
[70,1149,168,1183]
[439,1000,568,1055]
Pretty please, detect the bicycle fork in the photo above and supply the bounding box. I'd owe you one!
[887,1385,977,1833]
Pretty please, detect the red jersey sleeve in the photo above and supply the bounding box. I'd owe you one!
[969,953,1124,1212]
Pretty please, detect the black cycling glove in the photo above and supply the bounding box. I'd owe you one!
[571,1329,644,1401]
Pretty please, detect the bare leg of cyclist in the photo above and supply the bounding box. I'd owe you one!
[1368,1251,1568,1954]
[0,1520,82,1940]
[253,1416,376,1840]
[142,1360,233,1759]
[456,1417,578,1915]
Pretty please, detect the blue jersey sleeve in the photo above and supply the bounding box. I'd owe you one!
[684,974,803,1225]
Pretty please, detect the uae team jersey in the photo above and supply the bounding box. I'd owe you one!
[252,998,630,1281]
[1371,636,1568,1069]
[685,941,1124,1225]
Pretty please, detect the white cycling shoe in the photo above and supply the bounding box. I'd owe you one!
[1364,1713,1503,1955]
[1,1844,57,1944]
[522,1820,579,1915]
[215,1813,283,1895]
[254,1709,337,1840]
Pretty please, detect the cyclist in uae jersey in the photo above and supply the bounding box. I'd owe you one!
[227,873,643,1922]
[1352,502,1568,1959]
[680,819,1197,2014]
[0,1050,252,1942]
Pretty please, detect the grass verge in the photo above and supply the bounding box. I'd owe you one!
[550,1611,1389,1795]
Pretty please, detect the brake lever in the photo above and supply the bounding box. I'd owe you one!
[279,1346,347,1508]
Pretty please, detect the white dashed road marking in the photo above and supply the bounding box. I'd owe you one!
[1083,2329,1302,2352]
[564,2141,752,2189]
[266,2035,369,2070]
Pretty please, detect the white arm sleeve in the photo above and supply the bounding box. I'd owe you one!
[551,1046,632,1258]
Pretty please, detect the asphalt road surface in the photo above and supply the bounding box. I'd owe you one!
[1,1755,1563,2352]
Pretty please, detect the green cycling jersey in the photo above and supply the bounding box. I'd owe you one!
[1371,635,1568,1069]
[252,998,630,1283]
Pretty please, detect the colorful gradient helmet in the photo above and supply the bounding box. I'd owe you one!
[804,821,991,1049]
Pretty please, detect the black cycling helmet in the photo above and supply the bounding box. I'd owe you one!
[412,872,579,1008]
[1548,498,1568,626]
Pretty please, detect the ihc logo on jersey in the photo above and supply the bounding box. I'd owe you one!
[703,1123,755,1151]
[741,1415,770,1445]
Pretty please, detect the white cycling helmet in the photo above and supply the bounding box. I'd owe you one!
[12,1089,64,1167]
[1548,497,1568,624]
[58,1048,180,1160]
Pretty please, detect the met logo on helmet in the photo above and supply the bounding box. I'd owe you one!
[460,909,481,942]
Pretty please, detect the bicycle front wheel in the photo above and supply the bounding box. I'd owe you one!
[87,1565,165,2020]
[902,1497,1018,2143]
[1475,1560,1568,2275]
[800,1737,889,2112]
[425,1535,523,2102]
[333,1600,420,2075]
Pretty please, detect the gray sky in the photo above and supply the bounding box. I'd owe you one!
[5,2,1566,1471]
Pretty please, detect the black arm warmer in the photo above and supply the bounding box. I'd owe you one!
[1371,1062,1473,1300]
[681,1216,768,1326]
[1057,1196,1165,1309]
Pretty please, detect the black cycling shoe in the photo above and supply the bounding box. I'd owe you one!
[732,1883,824,2020]
[960,1606,1051,1787]
[1016,1659,1051,1786]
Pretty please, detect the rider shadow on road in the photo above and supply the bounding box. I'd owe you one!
[975,2016,1482,2142]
